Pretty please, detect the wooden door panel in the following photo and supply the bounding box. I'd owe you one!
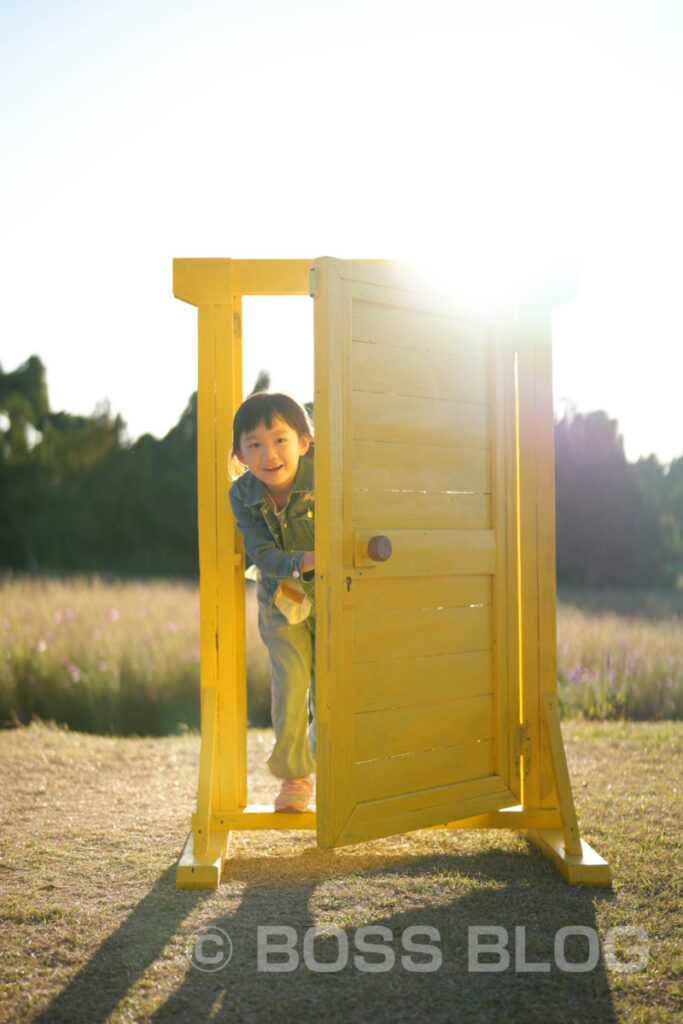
[314,258,517,848]
[353,739,494,802]
[352,529,496,577]
[352,301,489,358]
[352,391,490,448]
[352,440,491,493]
[353,649,493,714]
[355,693,493,762]
[353,490,491,531]
[353,604,492,662]
[351,339,489,404]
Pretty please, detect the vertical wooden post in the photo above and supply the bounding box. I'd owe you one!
[174,259,244,885]
[515,308,543,811]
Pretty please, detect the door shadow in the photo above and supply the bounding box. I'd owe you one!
[151,841,617,1024]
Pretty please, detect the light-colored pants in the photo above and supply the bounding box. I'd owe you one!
[257,583,316,780]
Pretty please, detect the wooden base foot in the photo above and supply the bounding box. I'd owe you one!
[176,829,230,890]
[528,829,612,887]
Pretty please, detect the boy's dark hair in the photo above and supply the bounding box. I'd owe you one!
[231,391,313,468]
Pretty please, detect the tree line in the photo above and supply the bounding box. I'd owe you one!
[1,357,682,588]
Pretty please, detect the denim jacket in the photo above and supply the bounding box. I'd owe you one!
[229,453,315,604]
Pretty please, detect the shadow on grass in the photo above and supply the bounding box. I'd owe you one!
[150,841,617,1024]
[30,864,208,1024]
[28,841,618,1024]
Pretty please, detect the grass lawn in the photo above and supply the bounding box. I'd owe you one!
[0,719,680,1024]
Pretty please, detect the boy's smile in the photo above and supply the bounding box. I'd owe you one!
[238,415,310,506]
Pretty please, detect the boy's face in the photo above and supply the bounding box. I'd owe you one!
[238,415,310,499]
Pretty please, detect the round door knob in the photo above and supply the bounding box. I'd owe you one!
[367,535,392,562]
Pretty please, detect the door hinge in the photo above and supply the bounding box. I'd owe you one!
[309,267,317,298]
[515,722,532,777]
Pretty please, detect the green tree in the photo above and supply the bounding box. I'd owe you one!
[554,410,662,587]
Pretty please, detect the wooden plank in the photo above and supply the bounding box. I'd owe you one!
[214,301,243,813]
[353,739,493,802]
[353,649,493,713]
[342,778,517,843]
[353,489,491,531]
[352,300,490,359]
[231,296,248,808]
[352,339,488,404]
[353,440,490,493]
[174,258,231,305]
[351,575,491,612]
[352,391,490,449]
[543,692,582,855]
[490,322,510,787]
[232,259,312,295]
[194,686,217,856]
[314,257,356,848]
[354,603,492,663]
[528,831,612,886]
[440,807,563,830]
[535,322,563,810]
[516,328,540,808]
[503,330,522,797]
[200,807,316,830]
[355,693,493,761]
[176,829,230,890]
[350,528,496,578]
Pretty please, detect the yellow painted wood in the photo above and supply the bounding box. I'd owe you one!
[352,391,490,448]
[542,692,582,855]
[313,256,356,848]
[231,296,248,808]
[315,256,516,850]
[231,259,312,295]
[351,528,496,577]
[351,575,491,613]
[534,319,564,809]
[528,830,612,886]
[176,828,230,890]
[490,321,511,786]
[355,693,493,762]
[353,490,491,531]
[352,300,490,358]
[353,439,490,494]
[213,302,243,813]
[353,649,493,714]
[193,808,316,830]
[194,685,217,856]
[515,324,542,810]
[352,339,488,404]
[354,738,493,802]
[174,258,232,305]
[352,774,505,824]
[338,783,519,846]
[175,254,609,888]
[503,330,522,799]
[353,603,492,662]
[440,807,563,830]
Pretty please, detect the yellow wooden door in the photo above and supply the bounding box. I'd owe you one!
[313,258,521,847]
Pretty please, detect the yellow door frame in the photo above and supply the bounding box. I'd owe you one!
[172,257,611,890]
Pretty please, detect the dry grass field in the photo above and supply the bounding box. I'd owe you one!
[1,578,681,733]
[0,719,680,1024]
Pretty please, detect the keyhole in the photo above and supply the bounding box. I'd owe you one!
[345,576,352,592]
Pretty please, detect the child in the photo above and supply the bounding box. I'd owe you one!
[229,392,316,813]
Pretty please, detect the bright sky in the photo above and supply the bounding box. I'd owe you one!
[2,0,682,464]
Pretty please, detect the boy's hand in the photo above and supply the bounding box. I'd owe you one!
[301,551,315,573]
